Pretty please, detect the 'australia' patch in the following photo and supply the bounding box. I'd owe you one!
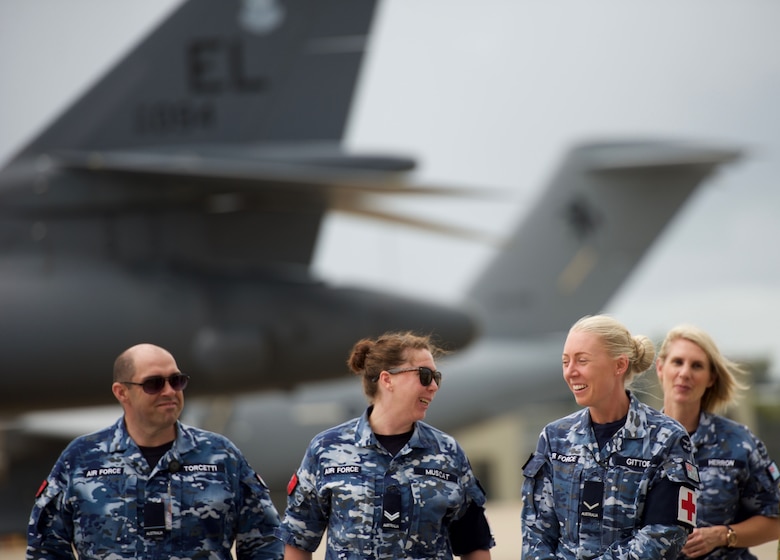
[580,480,603,521]
[382,485,402,530]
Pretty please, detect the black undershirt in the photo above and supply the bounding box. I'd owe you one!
[375,430,413,456]
[138,441,174,469]
[592,414,627,449]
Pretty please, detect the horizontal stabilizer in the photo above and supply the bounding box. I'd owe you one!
[467,139,742,339]
[585,141,741,171]
[52,146,416,188]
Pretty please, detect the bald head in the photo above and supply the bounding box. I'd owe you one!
[113,344,175,383]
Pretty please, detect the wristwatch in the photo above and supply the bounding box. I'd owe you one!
[725,525,737,548]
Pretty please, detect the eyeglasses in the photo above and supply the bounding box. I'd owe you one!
[386,366,442,387]
[122,373,190,395]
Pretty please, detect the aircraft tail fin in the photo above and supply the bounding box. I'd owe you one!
[467,140,741,338]
[12,0,378,159]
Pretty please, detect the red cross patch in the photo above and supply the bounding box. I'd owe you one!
[677,486,697,526]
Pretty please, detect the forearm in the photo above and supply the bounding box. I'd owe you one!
[461,549,491,560]
[283,544,312,560]
[728,515,780,548]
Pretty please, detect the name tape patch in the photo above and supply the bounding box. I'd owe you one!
[180,463,223,473]
[413,467,454,482]
[700,458,745,469]
[611,455,652,470]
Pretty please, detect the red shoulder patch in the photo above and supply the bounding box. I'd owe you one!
[286,473,298,496]
[35,479,48,498]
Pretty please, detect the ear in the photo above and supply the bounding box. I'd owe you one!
[379,370,393,391]
[112,381,128,404]
[616,355,629,376]
[655,358,664,381]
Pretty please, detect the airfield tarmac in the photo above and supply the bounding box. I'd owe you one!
[2,501,776,560]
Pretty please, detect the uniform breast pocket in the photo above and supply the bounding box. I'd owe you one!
[553,460,584,541]
[409,476,460,555]
[698,464,742,520]
[321,470,374,533]
[410,475,460,520]
[179,470,234,539]
[608,467,645,532]
[73,475,134,555]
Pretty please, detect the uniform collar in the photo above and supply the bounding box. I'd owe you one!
[574,391,649,440]
[355,406,434,451]
[108,417,198,471]
[689,411,716,446]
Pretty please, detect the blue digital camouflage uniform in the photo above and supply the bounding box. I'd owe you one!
[689,411,780,560]
[275,407,494,559]
[522,392,699,559]
[27,417,283,560]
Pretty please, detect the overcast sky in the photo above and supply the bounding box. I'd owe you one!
[2,0,779,374]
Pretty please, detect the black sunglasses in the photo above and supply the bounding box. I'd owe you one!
[386,366,442,387]
[122,373,190,395]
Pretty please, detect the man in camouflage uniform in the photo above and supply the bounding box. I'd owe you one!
[522,392,699,559]
[26,343,282,560]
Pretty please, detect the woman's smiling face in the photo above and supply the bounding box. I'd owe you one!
[562,329,627,423]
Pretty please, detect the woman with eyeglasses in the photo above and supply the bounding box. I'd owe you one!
[522,315,700,559]
[276,331,494,559]
[656,324,780,558]
[27,343,283,560]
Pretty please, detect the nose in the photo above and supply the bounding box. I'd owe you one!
[677,363,692,378]
[160,379,178,396]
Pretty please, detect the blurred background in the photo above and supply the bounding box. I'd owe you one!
[2,1,780,558]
